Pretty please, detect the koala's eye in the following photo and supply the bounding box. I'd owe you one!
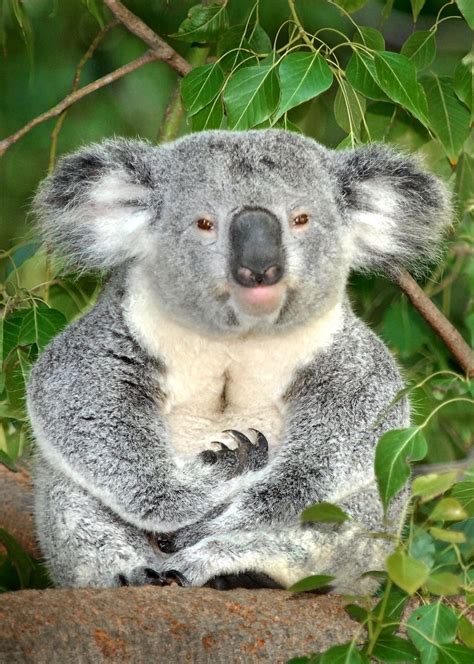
[196,218,215,232]
[292,213,310,227]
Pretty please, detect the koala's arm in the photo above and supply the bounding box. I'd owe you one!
[28,290,242,533]
[160,317,410,551]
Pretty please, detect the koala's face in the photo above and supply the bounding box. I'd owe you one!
[36,130,449,336]
[143,131,349,333]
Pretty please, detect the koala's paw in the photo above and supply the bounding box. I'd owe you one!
[115,566,168,587]
[199,429,268,478]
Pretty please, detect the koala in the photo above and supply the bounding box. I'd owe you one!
[28,129,450,592]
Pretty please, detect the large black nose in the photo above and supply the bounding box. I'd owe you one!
[230,208,284,288]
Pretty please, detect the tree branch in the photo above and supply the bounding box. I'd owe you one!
[395,269,474,378]
[103,0,191,76]
[0,51,160,158]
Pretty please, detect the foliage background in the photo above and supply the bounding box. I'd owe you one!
[0,0,473,658]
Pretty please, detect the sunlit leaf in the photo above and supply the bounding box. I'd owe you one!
[429,526,466,544]
[224,64,279,129]
[373,51,429,126]
[455,0,474,30]
[422,75,470,164]
[407,602,458,663]
[289,574,335,592]
[451,481,474,517]
[386,550,430,594]
[428,497,467,522]
[4,242,41,278]
[412,472,458,502]
[171,2,229,43]
[275,52,333,120]
[301,502,350,524]
[458,615,474,649]
[181,63,224,115]
[401,31,436,70]
[0,449,17,472]
[425,572,461,596]
[375,427,427,513]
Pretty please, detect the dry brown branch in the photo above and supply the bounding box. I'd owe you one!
[0,51,160,158]
[103,0,192,76]
[396,269,474,378]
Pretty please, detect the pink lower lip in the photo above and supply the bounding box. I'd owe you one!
[232,283,285,315]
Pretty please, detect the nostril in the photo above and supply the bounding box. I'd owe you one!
[235,264,283,288]
[263,265,282,285]
[236,266,256,286]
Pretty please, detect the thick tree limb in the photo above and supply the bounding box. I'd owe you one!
[396,269,474,378]
[103,0,192,76]
[0,51,161,158]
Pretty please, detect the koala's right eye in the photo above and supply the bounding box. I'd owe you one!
[196,218,215,232]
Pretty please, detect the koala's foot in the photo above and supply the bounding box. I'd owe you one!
[199,428,268,478]
[115,566,168,587]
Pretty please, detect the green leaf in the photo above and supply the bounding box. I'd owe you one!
[382,299,428,354]
[386,550,430,594]
[458,615,474,649]
[0,449,17,472]
[275,52,333,120]
[455,0,474,30]
[401,31,436,70]
[2,311,28,361]
[4,242,41,278]
[331,0,368,12]
[373,587,409,634]
[181,64,224,116]
[375,427,427,513]
[409,527,436,568]
[289,574,335,592]
[373,51,429,126]
[437,643,474,663]
[451,481,474,517]
[334,79,366,138]
[18,307,67,351]
[171,2,229,43]
[353,26,385,51]
[224,64,279,130]
[429,526,466,544]
[345,603,369,625]
[346,52,388,102]
[428,498,468,522]
[247,24,272,54]
[81,0,104,27]
[407,603,458,664]
[412,472,458,502]
[0,528,33,588]
[410,0,427,22]
[425,572,460,596]
[320,642,369,663]
[190,97,225,131]
[422,75,470,164]
[300,502,350,524]
[454,51,473,112]
[371,635,419,663]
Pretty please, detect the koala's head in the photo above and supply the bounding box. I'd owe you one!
[35,130,450,335]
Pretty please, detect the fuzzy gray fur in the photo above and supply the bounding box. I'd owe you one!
[29,130,450,590]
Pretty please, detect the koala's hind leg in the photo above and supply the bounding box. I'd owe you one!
[34,456,165,588]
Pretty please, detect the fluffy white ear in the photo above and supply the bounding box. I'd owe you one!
[34,139,162,270]
[334,144,452,275]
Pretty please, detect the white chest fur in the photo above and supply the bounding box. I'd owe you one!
[123,277,343,461]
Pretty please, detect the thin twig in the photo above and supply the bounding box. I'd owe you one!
[0,51,160,158]
[103,0,191,76]
[395,269,474,378]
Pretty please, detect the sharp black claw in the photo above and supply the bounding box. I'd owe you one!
[223,429,252,448]
[164,570,188,587]
[144,568,167,586]
[249,428,269,452]
[211,441,231,452]
[117,574,129,587]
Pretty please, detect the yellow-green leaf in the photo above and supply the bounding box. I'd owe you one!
[425,572,461,596]
[224,64,280,130]
[301,502,350,524]
[428,498,468,522]
[412,471,458,502]
[429,527,466,544]
[275,52,333,120]
[289,574,335,592]
[386,550,430,594]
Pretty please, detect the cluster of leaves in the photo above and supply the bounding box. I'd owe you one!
[289,378,474,663]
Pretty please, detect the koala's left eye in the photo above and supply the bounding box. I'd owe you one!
[196,218,215,232]
[292,213,310,227]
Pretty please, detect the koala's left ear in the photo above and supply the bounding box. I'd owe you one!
[333,144,452,275]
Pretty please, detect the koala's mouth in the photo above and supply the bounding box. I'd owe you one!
[230,282,286,317]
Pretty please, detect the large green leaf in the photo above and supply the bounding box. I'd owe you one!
[333,80,366,138]
[275,52,333,120]
[412,472,457,502]
[181,64,224,116]
[171,2,229,43]
[425,572,460,596]
[407,603,458,663]
[371,635,419,663]
[224,64,279,129]
[190,96,225,131]
[18,307,66,351]
[375,427,427,513]
[401,31,436,70]
[456,0,474,29]
[437,643,474,663]
[346,52,388,101]
[301,502,350,524]
[451,481,474,517]
[422,75,470,164]
[453,51,473,113]
[373,51,429,126]
[428,497,467,522]
[386,550,430,594]
[289,574,335,592]
[320,642,369,663]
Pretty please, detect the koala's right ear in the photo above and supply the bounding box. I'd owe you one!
[34,139,162,270]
